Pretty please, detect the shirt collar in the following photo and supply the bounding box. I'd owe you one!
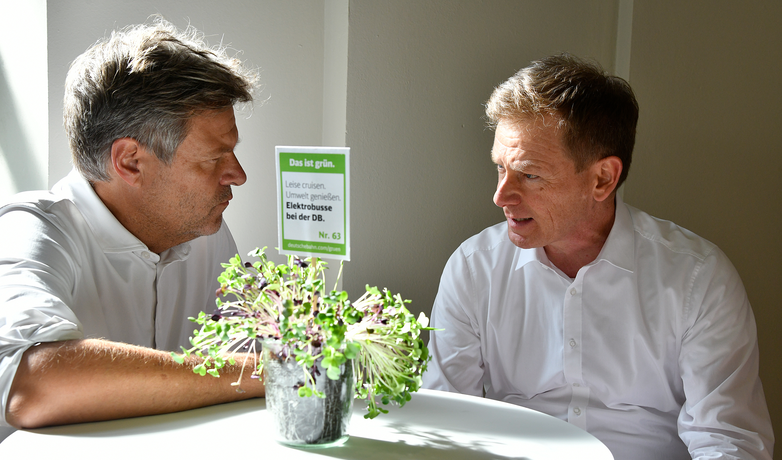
[593,194,635,273]
[515,246,547,270]
[52,169,191,261]
[513,194,635,273]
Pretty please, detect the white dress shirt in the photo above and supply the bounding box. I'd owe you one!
[423,196,774,460]
[0,169,239,431]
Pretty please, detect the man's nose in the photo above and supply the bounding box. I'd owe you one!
[221,152,247,186]
[493,175,519,208]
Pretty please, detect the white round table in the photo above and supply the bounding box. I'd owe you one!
[0,389,613,459]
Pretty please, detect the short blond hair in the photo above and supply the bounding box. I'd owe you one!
[486,53,638,187]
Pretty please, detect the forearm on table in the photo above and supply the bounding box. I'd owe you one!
[5,339,264,429]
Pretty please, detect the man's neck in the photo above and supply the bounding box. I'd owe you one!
[545,199,617,279]
[92,180,172,255]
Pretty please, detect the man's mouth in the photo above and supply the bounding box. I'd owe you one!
[217,189,233,205]
[512,217,532,222]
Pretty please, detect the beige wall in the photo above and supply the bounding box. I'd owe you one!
[626,1,782,449]
[0,0,48,200]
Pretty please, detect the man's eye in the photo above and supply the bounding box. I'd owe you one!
[524,174,538,179]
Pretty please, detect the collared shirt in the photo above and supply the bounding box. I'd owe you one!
[0,169,238,429]
[423,196,774,460]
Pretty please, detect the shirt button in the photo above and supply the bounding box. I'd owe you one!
[570,288,577,296]
[569,339,577,348]
[142,252,151,259]
[574,407,582,416]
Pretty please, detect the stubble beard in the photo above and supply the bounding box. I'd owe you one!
[187,186,233,238]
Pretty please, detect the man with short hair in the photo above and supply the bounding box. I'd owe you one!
[0,18,264,435]
[423,54,774,459]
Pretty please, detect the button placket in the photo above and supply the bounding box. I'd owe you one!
[563,275,587,429]
[562,278,583,380]
[134,249,160,265]
[569,384,590,430]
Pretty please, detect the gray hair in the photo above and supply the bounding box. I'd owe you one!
[64,17,259,182]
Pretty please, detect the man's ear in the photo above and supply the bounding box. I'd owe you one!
[592,156,623,202]
[110,138,144,187]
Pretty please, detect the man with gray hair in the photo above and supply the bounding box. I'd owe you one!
[424,54,774,459]
[0,17,264,435]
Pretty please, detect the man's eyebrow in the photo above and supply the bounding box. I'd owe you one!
[222,137,241,153]
[506,159,545,173]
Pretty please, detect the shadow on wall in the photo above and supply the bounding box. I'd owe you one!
[0,53,45,196]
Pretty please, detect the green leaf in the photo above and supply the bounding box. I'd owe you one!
[344,342,360,359]
[365,285,382,296]
[298,386,313,398]
[326,364,342,380]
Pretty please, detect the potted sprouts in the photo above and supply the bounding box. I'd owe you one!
[173,247,431,446]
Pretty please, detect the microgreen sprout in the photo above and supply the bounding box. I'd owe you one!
[172,247,432,419]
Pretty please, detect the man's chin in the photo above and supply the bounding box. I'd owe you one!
[189,215,224,240]
[507,229,536,250]
[203,215,224,236]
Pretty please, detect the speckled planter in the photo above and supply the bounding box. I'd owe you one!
[262,342,355,447]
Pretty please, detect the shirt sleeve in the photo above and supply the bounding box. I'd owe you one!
[677,246,774,459]
[0,207,85,427]
[422,246,485,396]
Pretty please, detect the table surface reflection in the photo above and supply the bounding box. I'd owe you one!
[1,389,613,459]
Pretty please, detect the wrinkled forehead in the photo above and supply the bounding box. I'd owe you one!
[491,116,571,165]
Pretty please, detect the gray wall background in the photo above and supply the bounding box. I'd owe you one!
[1,0,779,452]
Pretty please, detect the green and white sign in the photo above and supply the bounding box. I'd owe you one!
[276,146,350,260]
